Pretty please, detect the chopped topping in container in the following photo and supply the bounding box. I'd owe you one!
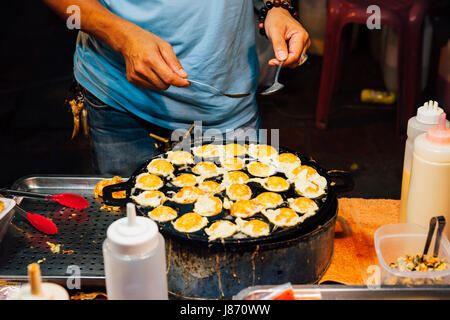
[389,254,448,272]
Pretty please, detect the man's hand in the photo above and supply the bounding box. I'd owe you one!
[121,26,190,90]
[264,7,311,68]
[43,0,189,91]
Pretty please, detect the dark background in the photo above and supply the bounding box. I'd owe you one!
[1,1,449,199]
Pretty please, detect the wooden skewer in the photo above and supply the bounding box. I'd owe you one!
[149,133,169,144]
[28,263,43,296]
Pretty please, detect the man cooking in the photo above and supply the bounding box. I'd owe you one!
[43,0,310,176]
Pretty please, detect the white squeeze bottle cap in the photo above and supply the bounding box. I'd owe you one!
[106,203,159,256]
[416,100,445,124]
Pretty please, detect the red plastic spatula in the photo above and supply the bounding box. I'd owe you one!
[15,205,58,235]
[0,189,89,210]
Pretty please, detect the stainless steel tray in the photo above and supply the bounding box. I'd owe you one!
[234,284,450,300]
[0,175,124,287]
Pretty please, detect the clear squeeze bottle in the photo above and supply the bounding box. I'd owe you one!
[406,113,450,238]
[399,101,446,222]
[103,203,168,300]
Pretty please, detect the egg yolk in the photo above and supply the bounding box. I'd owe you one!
[256,145,278,158]
[292,198,316,211]
[245,220,269,234]
[225,171,249,184]
[274,208,297,224]
[168,151,193,164]
[193,161,218,176]
[137,174,162,188]
[265,176,289,190]
[248,162,272,177]
[278,153,300,164]
[221,157,244,170]
[174,212,205,231]
[224,143,246,157]
[175,187,204,203]
[173,174,197,187]
[291,165,317,179]
[148,159,174,175]
[198,180,223,193]
[150,206,177,220]
[255,192,283,207]
[228,184,252,199]
[230,200,259,218]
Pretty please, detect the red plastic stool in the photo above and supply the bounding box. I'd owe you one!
[315,0,430,133]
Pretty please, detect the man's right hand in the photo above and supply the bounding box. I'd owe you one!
[120,26,190,90]
[43,0,189,91]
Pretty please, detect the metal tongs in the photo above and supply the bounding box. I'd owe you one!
[422,216,446,260]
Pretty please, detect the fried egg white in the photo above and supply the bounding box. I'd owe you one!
[132,191,166,207]
[198,180,225,194]
[247,144,278,162]
[223,143,246,157]
[172,186,204,204]
[172,212,208,233]
[192,161,220,178]
[235,217,270,238]
[220,157,245,171]
[255,192,284,209]
[149,206,178,222]
[222,171,249,186]
[147,159,175,177]
[294,180,326,199]
[226,184,252,201]
[247,161,277,178]
[288,197,319,214]
[194,196,223,217]
[205,220,238,241]
[191,144,223,158]
[230,200,262,218]
[167,150,194,166]
[135,173,164,191]
[276,153,301,173]
[171,173,199,188]
[262,207,301,227]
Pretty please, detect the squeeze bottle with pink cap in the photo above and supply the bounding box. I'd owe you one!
[405,113,450,238]
[103,203,168,300]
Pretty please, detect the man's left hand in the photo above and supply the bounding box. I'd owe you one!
[264,7,311,68]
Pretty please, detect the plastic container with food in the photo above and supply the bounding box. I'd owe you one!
[374,223,450,285]
[0,197,16,245]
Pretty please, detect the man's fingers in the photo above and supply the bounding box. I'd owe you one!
[284,32,306,66]
[268,29,288,62]
[160,44,188,78]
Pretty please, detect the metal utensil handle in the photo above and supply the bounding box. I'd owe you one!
[101,182,131,207]
[188,79,222,94]
[13,204,29,219]
[274,61,284,83]
[0,188,50,199]
[433,216,446,257]
[423,216,438,257]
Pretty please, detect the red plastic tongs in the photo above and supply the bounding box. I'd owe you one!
[0,189,89,210]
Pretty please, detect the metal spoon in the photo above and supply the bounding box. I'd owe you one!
[260,53,308,96]
[188,79,250,98]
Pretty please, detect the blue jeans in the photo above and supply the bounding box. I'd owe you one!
[84,91,262,177]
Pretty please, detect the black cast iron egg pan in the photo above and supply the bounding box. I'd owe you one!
[102,143,354,248]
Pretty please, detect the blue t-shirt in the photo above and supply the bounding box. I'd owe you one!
[74,0,260,131]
